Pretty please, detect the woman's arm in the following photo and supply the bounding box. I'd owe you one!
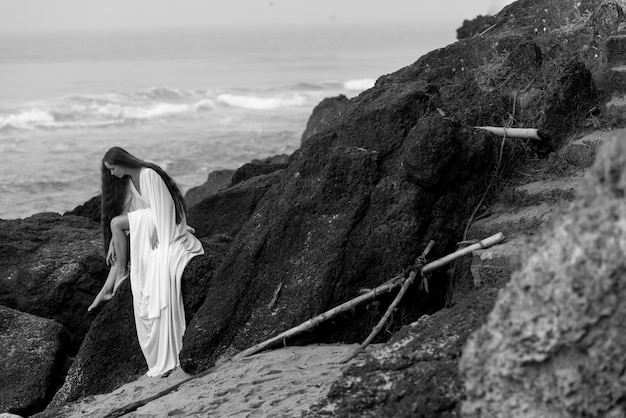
[106,237,116,266]
[142,168,177,248]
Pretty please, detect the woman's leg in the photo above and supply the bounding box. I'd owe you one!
[87,214,130,312]
[110,214,130,292]
[87,262,120,311]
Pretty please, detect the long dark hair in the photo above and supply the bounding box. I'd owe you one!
[100,146,187,252]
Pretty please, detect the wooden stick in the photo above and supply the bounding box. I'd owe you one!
[474,126,543,140]
[422,232,504,273]
[231,273,407,361]
[233,234,503,362]
[477,23,498,37]
[341,241,435,363]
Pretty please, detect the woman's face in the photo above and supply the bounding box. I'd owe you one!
[104,161,128,178]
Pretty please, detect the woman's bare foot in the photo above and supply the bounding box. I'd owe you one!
[87,270,129,312]
[87,289,114,312]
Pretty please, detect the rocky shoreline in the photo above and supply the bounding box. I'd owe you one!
[4,1,626,417]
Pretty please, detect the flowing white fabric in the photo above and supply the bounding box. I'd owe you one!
[126,167,204,377]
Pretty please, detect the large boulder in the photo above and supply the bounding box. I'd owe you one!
[0,213,105,352]
[301,94,351,145]
[187,171,283,239]
[456,15,497,40]
[63,195,101,223]
[306,287,499,418]
[461,134,626,417]
[45,236,230,408]
[388,0,615,149]
[230,162,288,186]
[251,154,291,165]
[184,169,235,209]
[179,105,504,373]
[0,306,69,416]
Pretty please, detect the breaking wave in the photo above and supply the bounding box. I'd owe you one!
[217,93,307,110]
[0,80,371,132]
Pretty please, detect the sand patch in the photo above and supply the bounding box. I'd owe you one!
[58,344,372,418]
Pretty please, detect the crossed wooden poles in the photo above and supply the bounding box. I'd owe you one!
[233,232,504,362]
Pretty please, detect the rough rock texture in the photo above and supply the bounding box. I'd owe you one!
[456,15,498,40]
[0,306,68,416]
[306,288,499,418]
[539,60,598,150]
[184,169,235,209]
[187,171,282,239]
[45,237,230,408]
[180,109,504,374]
[461,133,626,417]
[230,162,289,186]
[63,195,101,224]
[0,213,104,352]
[300,95,350,145]
[505,39,543,78]
[251,153,291,165]
[402,0,615,148]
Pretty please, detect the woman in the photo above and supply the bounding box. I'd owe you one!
[88,146,204,377]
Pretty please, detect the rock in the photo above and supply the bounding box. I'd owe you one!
[179,103,505,373]
[306,287,499,418]
[439,77,511,126]
[607,34,626,66]
[251,154,291,165]
[0,213,105,353]
[460,133,626,417]
[63,195,101,224]
[184,169,235,209]
[46,236,230,408]
[456,14,498,40]
[0,306,69,416]
[587,0,624,38]
[539,60,598,150]
[505,39,543,77]
[46,280,143,409]
[300,95,350,145]
[230,162,288,186]
[187,171,282,239]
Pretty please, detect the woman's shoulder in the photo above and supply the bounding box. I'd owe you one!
[141,167,159,178]
[140,166,166,187]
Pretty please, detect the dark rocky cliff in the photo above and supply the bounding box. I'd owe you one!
[3,0,625,416]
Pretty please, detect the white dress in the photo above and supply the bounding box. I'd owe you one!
[126,167,204,377]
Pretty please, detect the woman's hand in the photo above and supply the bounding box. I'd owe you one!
[150,227,159,250]
[106,241,116,266]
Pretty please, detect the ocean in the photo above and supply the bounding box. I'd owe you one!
[0,23,454,219]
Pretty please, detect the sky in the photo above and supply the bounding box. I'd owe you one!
[0,0,517,32]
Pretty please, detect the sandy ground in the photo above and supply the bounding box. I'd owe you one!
[57,344,373,418]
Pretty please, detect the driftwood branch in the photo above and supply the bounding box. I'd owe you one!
[233,233,504,362]
[341,241,435,363]
[474,126,543,140]
[422,232,504,273]
[232,273,407,361]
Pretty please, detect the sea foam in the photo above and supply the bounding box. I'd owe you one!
[0,89,219,131]
[343,78,376,90]
[0,108,55,130]
[217,93,308,110]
